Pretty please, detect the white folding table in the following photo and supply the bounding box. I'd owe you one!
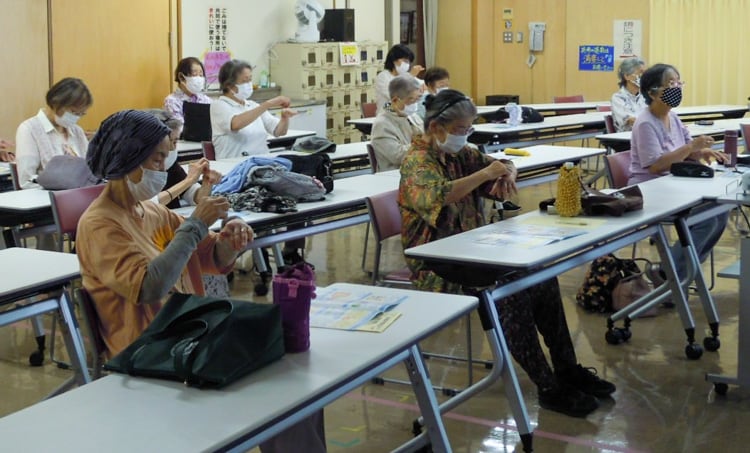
[0,248,91,395]
[0,283,476,453]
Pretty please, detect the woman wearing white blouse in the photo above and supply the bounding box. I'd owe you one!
[15,78,92,188]
[610,57,647,132]
[374,44,424,115]
[210,59,297,160]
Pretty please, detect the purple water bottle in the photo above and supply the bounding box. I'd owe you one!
[724,129,738,167]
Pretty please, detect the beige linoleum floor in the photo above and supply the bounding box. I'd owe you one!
[2,176,750,453]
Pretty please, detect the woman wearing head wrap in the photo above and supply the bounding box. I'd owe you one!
[399,89,616,418]
[77,110,326,452]
[77,109,250,358]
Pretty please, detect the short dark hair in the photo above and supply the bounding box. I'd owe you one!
[424,89,476,130]
[46,77,92,111]
[218,59,254,94]
[384,44,415,71]
[424,67,450,87]
[174,57,205,83]
[640,63,680,105]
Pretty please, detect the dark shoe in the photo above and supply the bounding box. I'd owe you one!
[282,250,315,270]
[557,364,616,398]
[538,384,599,418]
[502,200,522,211]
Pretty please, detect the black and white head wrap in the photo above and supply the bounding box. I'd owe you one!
[86,109,171,179]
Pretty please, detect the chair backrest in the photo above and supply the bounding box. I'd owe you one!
[361,102,377,118]
[553,94,586,115]
[49,184,106,251]
[202,141,216,161]
[9,162,20,190]
[76,287,107,373]
[596,105,612,112]
[604,114,616,134]
[365,143,379,173]
[365,189,402,283]
[604,150,632,189]
[740,123,750,150]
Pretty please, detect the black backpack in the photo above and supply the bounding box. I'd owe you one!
[278,152,334,193]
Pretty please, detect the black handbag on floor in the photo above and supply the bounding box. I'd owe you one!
[104,293,285,388]
[279,152,334,193]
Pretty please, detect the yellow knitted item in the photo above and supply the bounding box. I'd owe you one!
[504,148,531,156]
[555,162,582,217]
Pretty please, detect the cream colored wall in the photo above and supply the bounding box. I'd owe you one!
[180,0,386,84]
[564,0,650,102]
[434,0,472,95]
[0,0,49,139]
[441,0,651,105]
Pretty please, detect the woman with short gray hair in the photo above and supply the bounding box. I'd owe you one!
[370,74,424,171]
[611,57,647,131]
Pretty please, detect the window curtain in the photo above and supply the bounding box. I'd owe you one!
[649,0,750,105]
[423,0,438,67]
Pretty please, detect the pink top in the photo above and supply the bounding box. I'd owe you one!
[163,88,212,124]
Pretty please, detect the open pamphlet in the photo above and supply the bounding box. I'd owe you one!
[473,215,603,248]
[310,285,406,333]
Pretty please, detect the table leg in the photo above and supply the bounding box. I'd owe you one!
[401,289,533,453]
[404,345,450,453]
[706,235,750,392]
[672,216,721,347]
[54,290,91,387]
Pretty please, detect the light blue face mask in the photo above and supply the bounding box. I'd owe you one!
[127,166,168,201]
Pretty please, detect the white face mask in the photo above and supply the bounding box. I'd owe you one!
[55,111,81,129]
[402,102,419,116]
[437,132,468,154]
[436,87,450,93]
[631,75,641,87]
[164,150,178,169]
[235,82,254,100]
[184,76,205,94]
[127,166,168,201]
[396,61,410,75]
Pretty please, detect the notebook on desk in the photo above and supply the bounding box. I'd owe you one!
[182,101,212,142]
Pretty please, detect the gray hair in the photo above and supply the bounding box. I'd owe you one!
[618,57,646,88]
[424,89,477,130]
[388,74,422,100]
[142,109,181,132]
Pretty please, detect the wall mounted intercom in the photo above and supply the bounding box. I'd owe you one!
[528,22,546,51]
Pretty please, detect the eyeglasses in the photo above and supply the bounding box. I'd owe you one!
[451,126,475,136]
[665,80,686,89]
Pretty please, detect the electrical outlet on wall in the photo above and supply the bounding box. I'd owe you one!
[503,31,513,43]
[516,31,524,43]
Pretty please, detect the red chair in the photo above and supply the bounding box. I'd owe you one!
[49,184,106,252]
[553,94,586,115]
[361,102,377,118]
[604,114,616,134]
[202,141,216,161]
[604,150,632,189]
[76,287,107,379]
[596,105,612,112]
[741,123,750,151]
[365,189,412,286]
[365,143,379,174]
[9,162,20,190]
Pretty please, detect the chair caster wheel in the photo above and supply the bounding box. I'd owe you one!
[484,362,494,370]
[605,328,629,345]
[685,343,703,360]
[714,382,729,396]
[412,419,423,436]
[703,336,720,352]
[371,377,385,386]
[28,350,44,367]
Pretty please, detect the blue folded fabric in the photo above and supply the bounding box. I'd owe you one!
[212,156,292,194]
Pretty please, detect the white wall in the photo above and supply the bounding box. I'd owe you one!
[180,0,386,83]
